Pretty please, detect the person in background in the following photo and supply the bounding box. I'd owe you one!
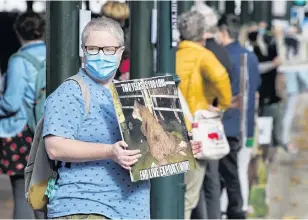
[278,24,308,154]
[216,14,261,219]
[0,12,46,219]
[101,0,130,81]
[43,16,202,219]
[189,3,232,219]
[247,22,283,164]
[115,46,130,81]
[100,0,129,29]
[176,10,232,219]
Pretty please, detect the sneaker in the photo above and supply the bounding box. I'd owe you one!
[281,143,298,154]
[288,143,299,154]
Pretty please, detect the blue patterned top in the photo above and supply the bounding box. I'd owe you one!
[43,69,150,219]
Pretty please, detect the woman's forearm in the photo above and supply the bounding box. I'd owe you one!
[45,136,114,162]
[259,61,275,74]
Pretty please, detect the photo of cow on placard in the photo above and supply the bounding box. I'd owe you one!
[110,76,196,182]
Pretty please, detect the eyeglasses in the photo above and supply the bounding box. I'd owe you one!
[84,46,124,55]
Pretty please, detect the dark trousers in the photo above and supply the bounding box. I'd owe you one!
[193,160,222,219]
[191,187,208,219]
[219,137,246,219]
[204,159,221,219]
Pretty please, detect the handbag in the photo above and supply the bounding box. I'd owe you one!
[178,88,230,160]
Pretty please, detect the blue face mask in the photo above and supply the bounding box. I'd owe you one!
[85,53,118,81]
[259,28,266,36]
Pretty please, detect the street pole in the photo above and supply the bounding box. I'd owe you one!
[150,1,184,219]
[284,1,294,21]
[266,1,273,27]
[206,0,219,10]
[26,1,33,12]
[252,1,262,23]
[178,1,193,15]
[129,1,154,79]
[46,1,81,95]
[240,0,250,24]
[252,1,272,25]
[225,0,235,15]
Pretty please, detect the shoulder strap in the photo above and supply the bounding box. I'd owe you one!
[178,87,193,123]
[15,52,43,71]
[65,75,90,116]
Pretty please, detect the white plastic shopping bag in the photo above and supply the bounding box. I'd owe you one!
[192,110,230,160]
[257,117,273,145]
[178,88,230,160]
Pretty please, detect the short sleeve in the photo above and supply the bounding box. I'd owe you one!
[43,81,85,139]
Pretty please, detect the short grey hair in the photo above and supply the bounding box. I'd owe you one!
[178,11,206,42]
[190,3,218,34]
[81,16,124,46]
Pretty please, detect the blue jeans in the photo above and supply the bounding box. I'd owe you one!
[283,69,308,145]
[284,70,308,95]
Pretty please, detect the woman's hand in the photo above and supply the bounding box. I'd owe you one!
[188,132,202,157]
[229,95,241,109]
[207,105,221,112]
[110,141,142,170]
[191,140,202,157]
[273,56,282,67]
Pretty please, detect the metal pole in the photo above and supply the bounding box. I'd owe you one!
[155,1,176,78]
[46,1,81,95]
[178,1,193,15]
[284,1,294,21]
[26,1,33,12]
[240,54,248,149]
[266,1,273,27]
[129,1,154,79]
[206,0,219,10]
[225,0,235,15]
[252,1,272,24]
[150,1,184,219]
[240,0,250,24]
[252,1,260,22]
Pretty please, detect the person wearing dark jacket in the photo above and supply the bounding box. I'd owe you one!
[216,14,261,219]
[190,4,233,219]
[248,26,283,160]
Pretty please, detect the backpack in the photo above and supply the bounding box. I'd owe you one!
[24,74,91,212]
[15,51,46,132]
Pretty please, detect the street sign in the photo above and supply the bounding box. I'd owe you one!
[171,0,178,47]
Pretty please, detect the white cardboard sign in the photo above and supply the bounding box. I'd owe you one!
[258,117,273,145]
